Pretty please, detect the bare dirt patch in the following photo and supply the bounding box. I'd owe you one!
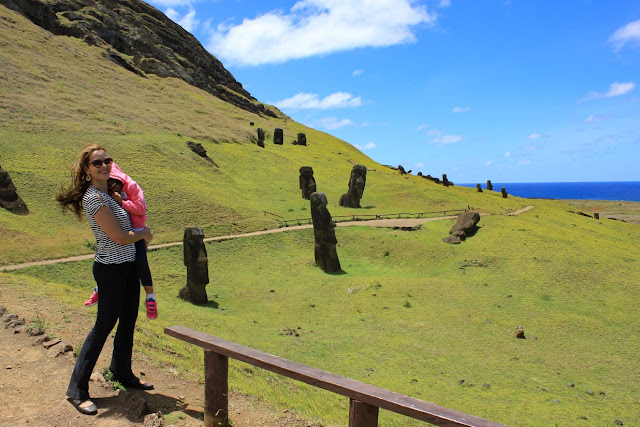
[563,200,640,225]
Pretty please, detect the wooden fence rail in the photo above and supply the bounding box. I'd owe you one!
[165,325,507,427]
[278,207,470,228]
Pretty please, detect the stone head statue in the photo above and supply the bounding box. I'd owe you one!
[181,227,209,303]
[339,164,367,208]
[310,192,340,272]
[299,166,317,200]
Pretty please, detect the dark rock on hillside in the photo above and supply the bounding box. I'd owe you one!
[1,0,279,118]
[187,141,218,167]
[443,211,480,244]
[0,165,29,215]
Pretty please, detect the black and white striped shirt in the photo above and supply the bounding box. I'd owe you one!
[83,187,136,264]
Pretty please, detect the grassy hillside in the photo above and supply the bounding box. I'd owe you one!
[2,4,640,426]
[0,4,524,265]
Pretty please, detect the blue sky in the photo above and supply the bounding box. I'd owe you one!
[147,0,640,183]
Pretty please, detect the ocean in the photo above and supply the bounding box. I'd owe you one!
[457,181,640,202]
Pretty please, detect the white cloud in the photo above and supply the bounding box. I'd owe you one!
[484,160,494,166]
[166,7,198,32]
[517,160,533,165]
[580,82,636,102]
[426,129,443,137]
[585,114,601,123]
[314,117,354,130]
[528,133,541,140]
[504,152,511,157]
[352,69,364,77]
[438,0,451,7]
[452,106,471,113]
[275,92,362,109]
[355,142,376,150]
[416,162,424,167]
[207,0,436,66]
[416,124,429,131]
[610,20,640,51]
[430,134,463,144]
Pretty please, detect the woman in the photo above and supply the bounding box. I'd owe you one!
[57,144,154,415]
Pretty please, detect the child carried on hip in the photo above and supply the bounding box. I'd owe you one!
[84,163,158,319]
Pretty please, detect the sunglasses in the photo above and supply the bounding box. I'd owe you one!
[90,157,113,168]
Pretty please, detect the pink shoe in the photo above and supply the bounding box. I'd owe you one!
[84,291,99,306]
[145,299,158,319]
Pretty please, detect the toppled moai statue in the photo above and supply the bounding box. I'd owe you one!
[274,128,284,145]
[476,184,483,192]
[187,141,218,167]
[486,180,493,191]
[443,211,480,244]
[299,167,317,200]
[501,187,508,198]
[0,165,29,215]
[397,165,407,175]
[310,192,341,273]
[180,227,209,304]
[293,133,307,146]
[257,128,265,148]
[339,165,367,208]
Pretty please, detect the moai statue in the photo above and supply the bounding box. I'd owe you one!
[487,180,493,191]
[296,133,307,146]
[310,192,341,273]
[476,184,483,192]
[501,187,508,198]
[397,165,407,175]
[299,166,317,200]
[274,128,284,145]
[339,164,367,208]
[257,128,265,148]
[442,174,450,187]
[0,165,29,215]
[594,213,600,220]
[180,227,209,304]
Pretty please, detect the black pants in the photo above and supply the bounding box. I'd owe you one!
[135,239,153,289]
[66,261,140,401]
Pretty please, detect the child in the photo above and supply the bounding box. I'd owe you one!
[84,163,158,319]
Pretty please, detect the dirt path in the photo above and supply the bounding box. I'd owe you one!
[1,209,535,272]
[0,300,319,427]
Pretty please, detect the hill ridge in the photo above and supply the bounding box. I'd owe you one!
[0,0,280,118]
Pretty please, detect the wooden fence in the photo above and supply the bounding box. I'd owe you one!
[165,325,507,427]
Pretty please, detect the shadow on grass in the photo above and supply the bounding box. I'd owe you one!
[325,269,348,275]
[465,226,482,239]
[201,300,220,309]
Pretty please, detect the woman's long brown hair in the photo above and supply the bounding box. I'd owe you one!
[56,144,106,219]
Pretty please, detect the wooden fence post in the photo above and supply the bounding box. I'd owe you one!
[349,399,379,427]
[204,350,229,427]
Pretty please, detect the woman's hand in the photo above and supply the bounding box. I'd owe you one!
[142,226,153,245]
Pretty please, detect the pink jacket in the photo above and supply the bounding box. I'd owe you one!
[109,163,147,229]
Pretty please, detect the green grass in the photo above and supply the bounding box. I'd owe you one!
[2,5,639,426]
[4,202,639,426]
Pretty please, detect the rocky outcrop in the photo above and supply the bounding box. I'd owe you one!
[443,211,480,244]
[1,0,279,117]
[0,165,29,215]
